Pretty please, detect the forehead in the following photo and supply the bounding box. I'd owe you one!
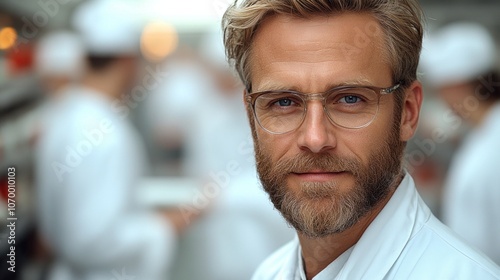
[250,13,391,92]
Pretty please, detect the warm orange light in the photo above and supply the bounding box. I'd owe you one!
[0,27,17,50]
[141,21,178,62]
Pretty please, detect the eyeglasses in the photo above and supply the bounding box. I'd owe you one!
[246,83,401,134]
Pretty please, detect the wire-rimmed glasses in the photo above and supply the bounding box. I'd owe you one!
[246,83,401,134]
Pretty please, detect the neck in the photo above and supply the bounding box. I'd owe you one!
[298,180,399,280]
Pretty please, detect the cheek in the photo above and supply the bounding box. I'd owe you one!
[340,108,395,164]
[338,131,374,165]
[256,129,296,162]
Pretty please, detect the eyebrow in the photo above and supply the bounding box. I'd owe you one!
[253,77,376,93]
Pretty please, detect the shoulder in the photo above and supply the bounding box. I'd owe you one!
[252,238,299,280]
[393,215,500,279]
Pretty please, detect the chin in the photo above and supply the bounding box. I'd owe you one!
[275,178,375,237]
[289,179,352,200]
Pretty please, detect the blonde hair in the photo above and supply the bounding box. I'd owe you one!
[222,0,424,92]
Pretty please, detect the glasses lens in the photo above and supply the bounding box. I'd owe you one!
[254,92,305,134]
[325,87,379,128]
[253,87,381,133]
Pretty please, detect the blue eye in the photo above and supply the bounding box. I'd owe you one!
[340,95,361,104]
[276,99,293,106]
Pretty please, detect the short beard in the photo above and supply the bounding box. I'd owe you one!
[254,120,406,238]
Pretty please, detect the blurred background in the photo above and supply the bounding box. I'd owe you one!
[0,0,499,279]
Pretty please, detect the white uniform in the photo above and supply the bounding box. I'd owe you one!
[442,103,500,265]
[171,169,294,280]
[36,86,176,280]
[252,174,500,280]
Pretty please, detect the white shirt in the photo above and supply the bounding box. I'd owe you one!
[36,86,176,280]
[252,174,500,280]
[442,103,500,265]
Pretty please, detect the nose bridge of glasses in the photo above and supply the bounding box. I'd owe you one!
[302,93,332,120]
[303,92,328,102]
[302,94,330,126]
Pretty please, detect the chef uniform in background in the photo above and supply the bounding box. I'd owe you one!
[420,22,500,265]
[35,1,178,279]
[145,29,295,280]
[33,31,86,140]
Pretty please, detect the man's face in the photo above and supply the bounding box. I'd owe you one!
[248,13,408,238]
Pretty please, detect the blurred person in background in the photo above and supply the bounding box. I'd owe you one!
[144,47,211,176]
[34,1,189,279]
[421,22,500,264]
[34,30,85,100]
[222,0,500,279]
[29,30,86,278]
[32,30,85,142]
[146,28,294,280]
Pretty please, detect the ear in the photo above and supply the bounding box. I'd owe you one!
[400,81,423,141]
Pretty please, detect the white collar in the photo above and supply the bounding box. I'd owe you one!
[279,173,431,279]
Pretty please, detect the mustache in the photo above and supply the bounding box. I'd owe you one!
[264,152,362,176]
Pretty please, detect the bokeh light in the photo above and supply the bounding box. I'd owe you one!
[140,21,178,62]
[0,27,17,50]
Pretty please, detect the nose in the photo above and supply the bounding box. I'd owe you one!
[297,101,337,153]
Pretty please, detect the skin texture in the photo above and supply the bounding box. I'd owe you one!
[247,13,423,279]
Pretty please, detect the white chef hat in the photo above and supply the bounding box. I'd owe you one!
[420,22,498,87]
[34,31,85,79]
[72,0,144,56]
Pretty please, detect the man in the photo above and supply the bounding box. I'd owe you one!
[421,22,500,265]
[35,1,186,279]
[222,0,500,279]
